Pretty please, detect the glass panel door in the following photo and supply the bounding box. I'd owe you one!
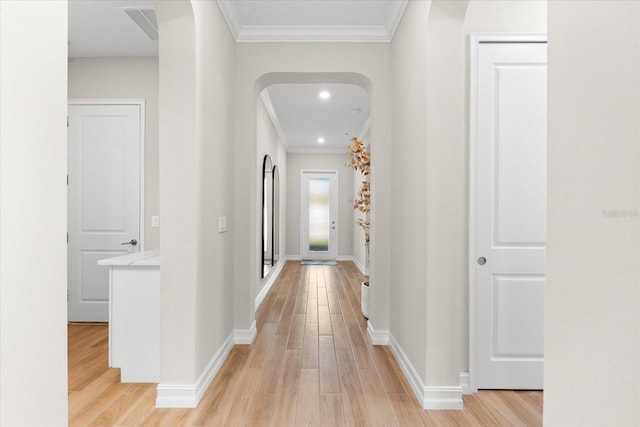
[308,178,330,251]
[300,171,338,261]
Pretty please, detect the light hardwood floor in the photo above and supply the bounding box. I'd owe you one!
[68,261,543,426]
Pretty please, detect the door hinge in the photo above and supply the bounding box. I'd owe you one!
[67,174,69,185]
[66,232,68,243]
[67,116,69,128]
[67,290,69,301]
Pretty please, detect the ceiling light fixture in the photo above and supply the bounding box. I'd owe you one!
[317,137,325,144]
[318,91,331,100]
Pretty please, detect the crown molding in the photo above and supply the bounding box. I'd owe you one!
[217,1,408,43]
[260,89,289,150]
[385,0,408,41]
[217,0,241,41]
[235,26,391,43]
[358,116,372,140]
[287,147,347,155]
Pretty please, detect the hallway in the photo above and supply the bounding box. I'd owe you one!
[68,261,542,426]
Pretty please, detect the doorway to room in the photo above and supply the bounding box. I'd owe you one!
[257,81,370,272]
[470,34,547,391]
[67,100,145,322]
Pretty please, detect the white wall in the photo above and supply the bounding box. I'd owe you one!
[390,0,431,385]
[463,0,547,34]
[256,97,287,297]
[352,129,370,273]
[154,0,236,395]
[156,0,198,385]
[68,57,160,249]
[425,0,469,387]
[233,44,393,335]
[390,0,547,396]
[286,153,353,258]
[0,1,69,425]
[546,2,640,425]
[193,0,236,378]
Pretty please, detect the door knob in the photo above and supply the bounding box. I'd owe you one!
[121,239,138,246]
[477,256,486,265]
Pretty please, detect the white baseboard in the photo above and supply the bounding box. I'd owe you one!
[255,259,286,310]
[156,332,234,408]
[351,256,369,276]
[460,372,470,395]
[233,320,257,345]
[367,321,389,345]
[388,334,463,410]
[284,255,301,261]
[424,386,465,410]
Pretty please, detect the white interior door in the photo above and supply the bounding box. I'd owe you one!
[300,171,338,261]
[68,102,143,322]
[474,41,547,389]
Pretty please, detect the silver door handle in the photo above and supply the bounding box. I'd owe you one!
[121,239,138,246]
[477,257,486,265]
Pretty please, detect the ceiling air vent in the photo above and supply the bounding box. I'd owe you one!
[122,8,158,41]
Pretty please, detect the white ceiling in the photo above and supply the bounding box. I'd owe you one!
[68,1,388,151]
[263,84,370,153]
[68,0,158,58]
[218,0,408,42]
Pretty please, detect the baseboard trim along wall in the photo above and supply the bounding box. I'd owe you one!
[337,255,368,276]
[156,332,235,408]
[460,372,470,395]
[233,321,257,345]
[255,259,286,310]
[389,334,464,410]
[351,256,369,276]
[367,321,390,345]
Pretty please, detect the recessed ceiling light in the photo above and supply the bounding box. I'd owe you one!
[317,137,325,144]
[319,91,331,100]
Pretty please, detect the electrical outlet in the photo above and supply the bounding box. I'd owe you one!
[219,216,227,233]
[151,216,159,228]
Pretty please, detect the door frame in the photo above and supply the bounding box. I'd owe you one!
[299,169,339,260]
[468,33,546,393]
[67,98,146,252]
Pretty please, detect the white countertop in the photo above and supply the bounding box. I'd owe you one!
[98,248,160,267]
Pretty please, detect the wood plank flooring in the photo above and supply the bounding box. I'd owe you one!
[69,261,543,426]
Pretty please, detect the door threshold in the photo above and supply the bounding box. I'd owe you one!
[300,260,337,266]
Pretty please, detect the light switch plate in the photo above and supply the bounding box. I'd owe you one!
[218,216,227,233]
[151,216,159,228]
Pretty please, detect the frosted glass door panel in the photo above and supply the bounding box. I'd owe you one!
[300,171,338,261]
[308,178,330,251]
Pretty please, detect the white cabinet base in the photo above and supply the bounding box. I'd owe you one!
[100,250,160,383]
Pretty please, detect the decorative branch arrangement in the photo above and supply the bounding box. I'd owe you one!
[346,136,370,246]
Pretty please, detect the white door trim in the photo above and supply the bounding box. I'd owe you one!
[68,98,146,251]
[468,33,546,393]
[300,169,339,260]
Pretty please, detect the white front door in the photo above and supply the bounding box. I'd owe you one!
[68,102,143,322]
[474,41,547,389]
[300,171,338,261]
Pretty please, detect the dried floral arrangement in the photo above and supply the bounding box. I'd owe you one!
[346,136,370,246]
